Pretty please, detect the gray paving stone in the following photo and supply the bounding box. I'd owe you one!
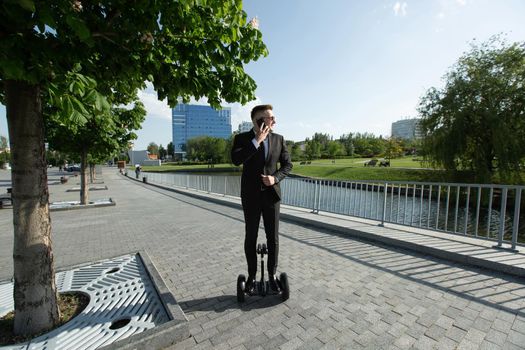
[425,324,447,341]
[478,341,502,350]
[506,329,525,347]
[457,338,482,350]
[413,335,438,349]
[435,336,459,350]
[501,341,523,350]
[511,318,525,333]
[474,317,494,333]
[279,336,303,350]
[492,320,513,333]
[2,169,525,350]
[446,325,468,342]
[485,329,509,346]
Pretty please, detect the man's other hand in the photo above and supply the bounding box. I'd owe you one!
[261,175,275,186]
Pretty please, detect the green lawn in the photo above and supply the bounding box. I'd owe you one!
[136,157,455,183]
[296,156,427,169]
[135,156,525,184]
[290,165,455,182]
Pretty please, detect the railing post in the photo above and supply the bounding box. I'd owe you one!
[493,188,508,249]
[223,176,227,196]
[379,182,388,227]
[317,180,322,214]
[186,174,189,189]
[311,180,318,213]
[208,176,211,193]
[510,189,521,252]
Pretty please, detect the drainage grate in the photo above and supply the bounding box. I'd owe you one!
[0,254,170,350]
[0,282,13,318]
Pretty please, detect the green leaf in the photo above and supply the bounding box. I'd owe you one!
[65,16,91,41]
[71,96,89,115]
[17,0,35,12]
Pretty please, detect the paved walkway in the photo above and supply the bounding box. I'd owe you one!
[1,168,525,349]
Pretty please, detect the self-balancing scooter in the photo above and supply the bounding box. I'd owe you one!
[237,243,289,302]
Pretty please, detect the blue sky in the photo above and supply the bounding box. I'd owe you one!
[1,0,525,149]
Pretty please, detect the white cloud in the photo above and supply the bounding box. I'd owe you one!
[436,12,445,19]
[137,84,171,121]
[456,0,467,5]
[393,1,408,16]
[225,98,262,132]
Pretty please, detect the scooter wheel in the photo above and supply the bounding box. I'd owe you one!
[237,274,246,302]
[279,272,289,301]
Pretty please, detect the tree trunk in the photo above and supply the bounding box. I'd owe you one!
[5,80,60,336]
[80,150,89,205]
[80,150,89,204]
[89,163,96,183]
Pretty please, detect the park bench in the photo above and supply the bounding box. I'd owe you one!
[364,159,378,167]
[379,160,390,167]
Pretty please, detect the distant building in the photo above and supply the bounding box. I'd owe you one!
[172,104,232,158]
[128,150,161,166]
[128,150,149,166]
[238,121,253,133]
[391,118,422,140]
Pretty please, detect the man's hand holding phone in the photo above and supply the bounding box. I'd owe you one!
[256,119,270,144]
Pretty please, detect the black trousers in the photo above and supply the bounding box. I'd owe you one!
[242,190,280,279]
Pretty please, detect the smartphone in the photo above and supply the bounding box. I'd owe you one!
[257,119,265,128]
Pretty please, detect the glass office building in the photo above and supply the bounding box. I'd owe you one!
[172,104,232,157]
[391,118,422,140]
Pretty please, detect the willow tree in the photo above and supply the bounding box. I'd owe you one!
[0,0,267,336]
[418,37,525,183]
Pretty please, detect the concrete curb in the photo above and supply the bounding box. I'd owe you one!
[49,198,116,212]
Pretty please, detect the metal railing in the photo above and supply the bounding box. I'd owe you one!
[142,172,524,251]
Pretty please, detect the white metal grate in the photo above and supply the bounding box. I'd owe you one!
[0,254,170,350]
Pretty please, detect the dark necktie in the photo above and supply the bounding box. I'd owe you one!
[261,140,266,161]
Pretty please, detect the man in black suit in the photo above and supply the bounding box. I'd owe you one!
[231,104,293,294]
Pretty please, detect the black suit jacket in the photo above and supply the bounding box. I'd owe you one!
[231,130,293,203]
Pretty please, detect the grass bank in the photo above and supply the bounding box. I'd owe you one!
[289,165,475,183]
[137,156,467,183]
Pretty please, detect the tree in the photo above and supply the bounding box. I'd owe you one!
[166,142,175,159]
[339,133,354,157]
[0,135,7,150]
[384,138,404,160]
[0,135,9,167]
[1,0,267,336]
[158,144,167,160]
[147,142,159,157]
[327,140,344,160]
[418,36,525,182]
[46,71,146,204]
[304,138,321,160]
[186,136,227,163]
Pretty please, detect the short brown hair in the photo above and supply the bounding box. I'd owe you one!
[251,104,273,120]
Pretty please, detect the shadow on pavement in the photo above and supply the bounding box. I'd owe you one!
[180,294,283,313]
[280,227,525,317]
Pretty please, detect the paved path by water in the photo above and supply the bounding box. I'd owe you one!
[0,168,524,349]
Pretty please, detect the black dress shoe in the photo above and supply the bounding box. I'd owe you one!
[269,276,280,294]
[245,277,256,295]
